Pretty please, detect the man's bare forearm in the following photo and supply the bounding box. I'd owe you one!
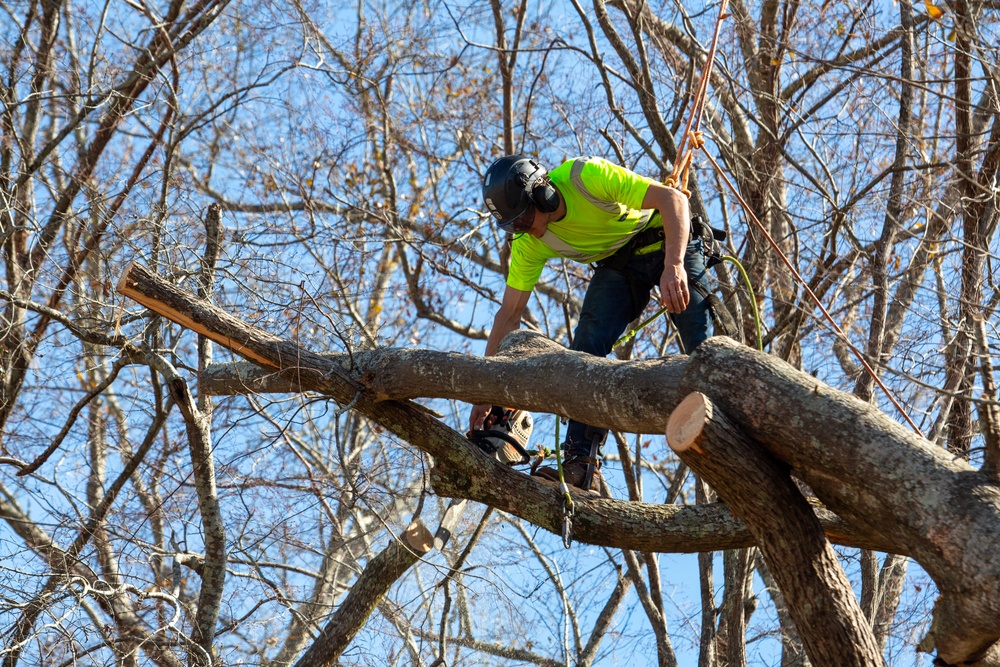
[485,310,520,356]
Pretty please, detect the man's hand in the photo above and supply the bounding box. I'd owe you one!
[469,286,532,434]
[660,262,690,313]
[469,404,493,432]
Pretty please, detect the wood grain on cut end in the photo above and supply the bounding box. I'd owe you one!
[403,520,434,555]
[116,260,138,293]
[667,391,712,453]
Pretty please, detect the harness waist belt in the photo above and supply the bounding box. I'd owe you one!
[631,225,665,250]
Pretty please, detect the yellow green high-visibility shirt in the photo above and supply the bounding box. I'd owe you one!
[506,157,664,292]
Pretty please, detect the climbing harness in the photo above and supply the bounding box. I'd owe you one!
[611,215,741,349]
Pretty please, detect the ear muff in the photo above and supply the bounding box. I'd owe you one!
[531,181,559,213]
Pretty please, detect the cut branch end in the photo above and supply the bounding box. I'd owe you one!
[667,391,712,454]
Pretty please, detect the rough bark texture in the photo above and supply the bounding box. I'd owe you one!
[201,333,689,435]
[668,392,883,667]
[721,547,751,667]
[198,361,883,551]
[120,266,882,553]
[118,265,1000,664]
[169,375,224,667]
[681,337,1000,665]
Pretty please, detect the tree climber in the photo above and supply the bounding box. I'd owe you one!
[468,155,712,492]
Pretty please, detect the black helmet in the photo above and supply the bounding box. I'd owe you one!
[482,155,558,233]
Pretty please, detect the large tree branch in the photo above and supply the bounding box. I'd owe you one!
[116,262,884,555]
[668,392,882,666]
[117,263,1000,663]
[681,338,1000,665]
[292,522,434,667]
[155,361,224,666]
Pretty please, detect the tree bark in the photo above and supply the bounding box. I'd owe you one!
[720,547,751,667]
[291,522,434,667]
[200,334,691,438]
[168,374,224,667]
[668,392,882,667]
[681,337,1000,664]
[696,479,718,667]
[119,263,881,554]
[118,264,1000,663]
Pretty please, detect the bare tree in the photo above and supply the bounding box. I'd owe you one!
[3,0,1000,665]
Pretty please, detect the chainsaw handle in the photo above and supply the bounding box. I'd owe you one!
[467,428,531,464]
[467,429,531,456]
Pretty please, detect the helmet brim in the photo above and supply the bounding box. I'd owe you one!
[496,205,533,234]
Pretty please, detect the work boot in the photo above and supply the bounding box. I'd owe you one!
[532,455,602,493]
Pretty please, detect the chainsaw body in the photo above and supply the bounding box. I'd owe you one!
[468,406,533,465]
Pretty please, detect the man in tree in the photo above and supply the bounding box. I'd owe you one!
[469,155,711,491]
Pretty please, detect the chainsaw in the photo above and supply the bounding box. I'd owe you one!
[467,406,533,465]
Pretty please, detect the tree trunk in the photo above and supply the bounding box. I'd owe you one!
[681,337,1000,664]
[668,391,883,667]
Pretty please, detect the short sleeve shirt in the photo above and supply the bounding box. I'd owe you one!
[506,157,664,292]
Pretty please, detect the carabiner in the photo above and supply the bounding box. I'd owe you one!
[561,497,575,549]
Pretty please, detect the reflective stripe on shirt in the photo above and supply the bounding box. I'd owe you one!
[536,159,652,262]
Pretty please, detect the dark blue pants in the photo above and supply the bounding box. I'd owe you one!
[565,238,711,459]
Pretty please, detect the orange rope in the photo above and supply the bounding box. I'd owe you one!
[666,0,729,196]
[700,150,925,437]
[666,0,924,437]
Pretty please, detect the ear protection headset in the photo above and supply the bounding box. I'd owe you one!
[529,172,559,213]
[483,155,561,233]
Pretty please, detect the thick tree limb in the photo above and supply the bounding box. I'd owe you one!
[163,370,224,666]
[118,262,885,555]
[667,392,883,667]
[200,362,881,551]
[120,264,1000,662]
[681,338,1000,665]
[201,337,689,437]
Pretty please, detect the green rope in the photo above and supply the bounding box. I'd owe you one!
[554,417,573,509]
[613,305,670,350]
[721,255,763,352]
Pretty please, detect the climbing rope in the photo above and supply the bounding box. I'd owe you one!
[664,0,730,196]
[699,149,924,436]
[612,255,762,352]
[614,305,670,350]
